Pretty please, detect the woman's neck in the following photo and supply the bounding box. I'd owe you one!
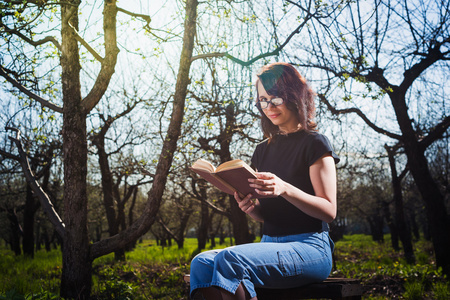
[279,123,302,134]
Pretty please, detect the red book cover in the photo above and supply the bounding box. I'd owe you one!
[190,159,262,198]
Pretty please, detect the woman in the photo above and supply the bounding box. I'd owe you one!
[189,62,339,300]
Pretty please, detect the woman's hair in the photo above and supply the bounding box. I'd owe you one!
[256,62,317,139]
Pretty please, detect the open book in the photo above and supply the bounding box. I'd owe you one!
[190,159,261,198]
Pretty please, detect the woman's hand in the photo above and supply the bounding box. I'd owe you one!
[234,192,256,214]
[249,172,287,197]
[248,155,337,223]
[233,192,263,222]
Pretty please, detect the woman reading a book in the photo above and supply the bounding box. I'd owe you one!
[189,62,340,300]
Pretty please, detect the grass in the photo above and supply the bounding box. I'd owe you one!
[332,234,448,299]
[0,247,62,297]
[0,235,448,299]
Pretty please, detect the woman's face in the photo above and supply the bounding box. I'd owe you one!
[257,81,299,133]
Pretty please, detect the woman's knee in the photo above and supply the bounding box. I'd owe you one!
[213,248,249,275]
[215,247,243,262]
[191,250,220,272]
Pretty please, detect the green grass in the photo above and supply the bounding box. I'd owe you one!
[90,238,234,300]
[332,234,448,299]
[0,247,62,296]
[1,235,448,299]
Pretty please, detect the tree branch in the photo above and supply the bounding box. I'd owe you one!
[89,0,198,259]
[420,115,450,150]
[6,127,65,238]
[0,148,20,161]
[0,65,63,113]
[191,7,315,65]
[400,41,447,94]
[67,22,104,63]
[80,0,119,113]
[317,93,402,140]
[182,178,230,217]
[117,7,151,24]
[2,23,61,50]
[157,217,179,242]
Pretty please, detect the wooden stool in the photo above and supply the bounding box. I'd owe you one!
[184,275,363,300]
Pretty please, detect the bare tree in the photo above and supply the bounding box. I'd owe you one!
[1,0,199,297]
[156,191,195,249]
[385,143,414,263]
[284,0,450,275]
[89,98,153,260]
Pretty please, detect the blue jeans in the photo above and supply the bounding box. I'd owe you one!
[189,231,334,298]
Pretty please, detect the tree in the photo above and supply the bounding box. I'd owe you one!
[155,191,195,249]
[90,99,153,260]
[385,143,414,263]
[194,102,254,244]
[284,0,450,275]
[1,128,62,257]
[1,0,199,297]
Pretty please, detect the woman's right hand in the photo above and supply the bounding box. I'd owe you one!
[234,192,264,222]
[234,192,256,214]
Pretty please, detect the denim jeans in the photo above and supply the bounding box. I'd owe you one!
[189,230,334,298]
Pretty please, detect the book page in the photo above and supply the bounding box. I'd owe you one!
[216,159,254,173]
[191,159,216,173]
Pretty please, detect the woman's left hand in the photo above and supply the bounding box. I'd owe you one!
[249,172,286,197]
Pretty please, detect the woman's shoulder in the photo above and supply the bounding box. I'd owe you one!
[304,131,330,142]
[286,129,327,143]
[302,131,340,164]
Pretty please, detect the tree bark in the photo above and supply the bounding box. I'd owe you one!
[6,208,22,255]
[382,200,399,251]
[228,194,251,244]
[93,134,118,238]
[390,90,450,274]
[385,145,415,263]
[89,0,199,260]
[403,139,450,272]
[22,185,38,257]
[197,187,209,250]
[60,1,91,298]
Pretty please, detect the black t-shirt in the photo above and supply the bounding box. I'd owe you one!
[251,130,340,236]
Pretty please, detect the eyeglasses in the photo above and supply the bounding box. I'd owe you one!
[255,97,284,109]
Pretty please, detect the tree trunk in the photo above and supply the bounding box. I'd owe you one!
[197,103,252,245]
[228,194,251,244]
[89,0,198,260]
[115,199,126,260]
[405,143,450,273]
[391,93,450,275]
[368,215,384,242]
[22,185,37,257]
[382,200,399,251]
[60,1,91,298]
[222,105,251,245]
[385,145,414,263]
[55,0,199,295]
[7,208,22,255]
[176,206,193,249]
[198,188,209,250]
[409,210,420,241]
[94,135,118,238]
[393,189,414,263]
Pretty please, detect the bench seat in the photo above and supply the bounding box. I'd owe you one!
[184,275,363,300]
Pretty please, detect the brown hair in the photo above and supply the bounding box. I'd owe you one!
[256,62,317,139]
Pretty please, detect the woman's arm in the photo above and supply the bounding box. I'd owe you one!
[249,153,337,223]
[234,192,264,222]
